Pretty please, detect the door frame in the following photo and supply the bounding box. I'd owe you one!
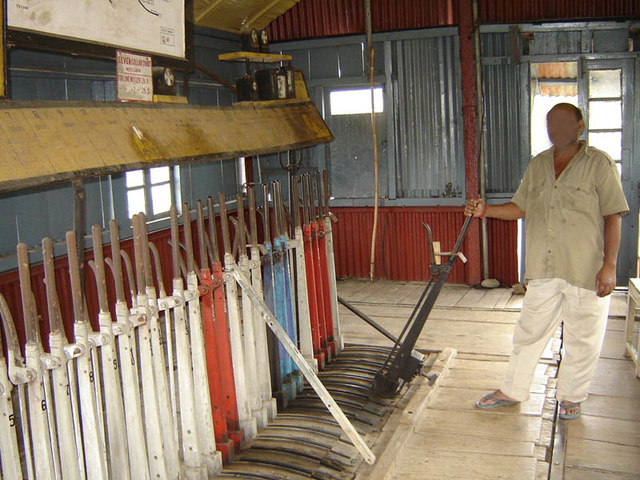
[580,58,637,284]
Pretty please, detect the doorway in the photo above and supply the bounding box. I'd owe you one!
[529,59,637,285]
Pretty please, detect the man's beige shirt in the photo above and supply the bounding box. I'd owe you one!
[511,141,629,291]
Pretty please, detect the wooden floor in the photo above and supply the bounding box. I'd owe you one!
[337,279,640,480]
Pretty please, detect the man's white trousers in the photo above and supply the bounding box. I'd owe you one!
[501,278,610,403]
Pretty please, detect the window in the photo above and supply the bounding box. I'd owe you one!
[125,166,180,218]
[330,87,384,115]
[530,62,578,157]
[237,157,247,193]
[588,69,623,176]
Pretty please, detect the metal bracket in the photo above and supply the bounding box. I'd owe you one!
[287,238,303,249]
[111,321,130,337]
[130,304,148,328]
[40,353,62,370]
[435,251,467,263]
[7,362,37,384]
[129,313,147,328]
[158,295,182,311]
[88,332,111,348]
[183,289,199,302]
[145,303,158,319]
[63,343,85,360]
[197,284,211,297]
[248,258,261,270]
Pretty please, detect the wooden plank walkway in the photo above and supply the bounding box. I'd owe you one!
[339,279,639,480]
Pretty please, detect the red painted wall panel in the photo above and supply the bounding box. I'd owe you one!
[332,206,470,283]
[268,0,639,42]
[268,0,457,41]
[331,206,518,285]
[479,0,640,24]
[486,218,519,286]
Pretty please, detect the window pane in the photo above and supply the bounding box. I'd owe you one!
[127,188,145,218]
[126,170,144,187]
[150,166,170,184]
[589,131,622,160]
[151,183,172,215]
[330,87,384,115]
[589,70,621,99]
[588,100,621,130]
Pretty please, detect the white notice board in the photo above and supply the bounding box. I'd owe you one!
[116,51,153,102]
[8,0,185,59]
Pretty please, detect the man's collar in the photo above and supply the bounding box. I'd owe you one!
[551,140,587,159]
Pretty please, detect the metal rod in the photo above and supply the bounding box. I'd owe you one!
[218,193,232,256]
[108,220,127,304]
[206,196,220,264]
[196,200,209,271]
[72,179,86,293]
[337,295,400,345]
[182,203,197,273]
[194,63,237,93]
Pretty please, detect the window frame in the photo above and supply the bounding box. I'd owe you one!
[329,86,385,116]
[125,165,180,220]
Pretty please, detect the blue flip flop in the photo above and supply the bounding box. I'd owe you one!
[475,391,520,409]
[559,401,581,420]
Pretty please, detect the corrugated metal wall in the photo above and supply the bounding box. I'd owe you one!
[481,34,530,194]
[273,30,464,202]
[268,0,640,42]
[331,207,518,285]
[479,0,640,24]
[267,0,457,41]
[332,207,473,283]
[394,35,464,198]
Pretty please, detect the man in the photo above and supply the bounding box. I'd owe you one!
[465,103,629,419]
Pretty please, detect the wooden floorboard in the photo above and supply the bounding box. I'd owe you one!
[564,439,640,477]
[567,415,640,448]
[564,467,640,480]
[387,450,538,480]
[337,279,640,480]
[455,287,492,308]
[579,394,640,422]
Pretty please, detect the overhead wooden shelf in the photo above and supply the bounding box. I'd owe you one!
[218,51,292,63]
[0,100,333,193]
[194,0,299,33]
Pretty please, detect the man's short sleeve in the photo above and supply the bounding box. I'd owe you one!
[596,154,629,217]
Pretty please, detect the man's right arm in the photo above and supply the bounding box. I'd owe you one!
[464,200,525,220]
